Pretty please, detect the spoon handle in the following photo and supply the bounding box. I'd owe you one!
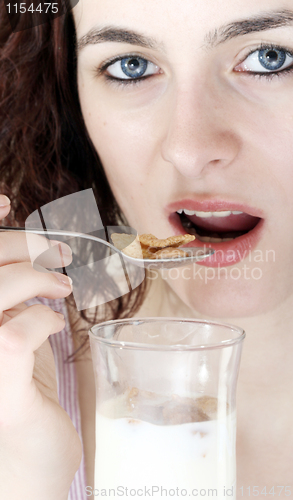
[0,226,214,266]
[0,225,115,249]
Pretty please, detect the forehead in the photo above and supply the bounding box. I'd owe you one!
[72,0,292,41]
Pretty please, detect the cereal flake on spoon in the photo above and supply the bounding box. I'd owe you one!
[111,233,195,260]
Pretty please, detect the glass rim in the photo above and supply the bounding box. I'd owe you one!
[89,317,246,351]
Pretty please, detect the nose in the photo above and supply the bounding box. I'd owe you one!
[161,82,240,178]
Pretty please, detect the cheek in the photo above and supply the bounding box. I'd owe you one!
[78,79,162,186]
[90,115,155,220]
[254,118,293,211]
[254,113,293,168]
[77,74,169,225]
[230,91,293,210]
[163,257,293,319]
[237,84,293,184]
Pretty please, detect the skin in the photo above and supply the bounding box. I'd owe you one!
[74,0,293,320]
[2,0,293,497]
[72,0,293,494]
[0,197,81,500]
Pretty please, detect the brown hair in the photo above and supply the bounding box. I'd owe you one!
[0,6,148,355]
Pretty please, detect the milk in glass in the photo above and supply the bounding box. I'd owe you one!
[95,387,236,499]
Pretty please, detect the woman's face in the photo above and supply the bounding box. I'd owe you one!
[73,0,293,318]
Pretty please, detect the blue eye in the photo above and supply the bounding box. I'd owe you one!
[106,56,160,80]
[258,48,286,71]
[236,46,293,75]
[121,57,148,78]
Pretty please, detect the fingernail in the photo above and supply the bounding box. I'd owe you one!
[51,241,72,257]
[55,311,65,320]
[52,273,73,287]
[0,195,11,207]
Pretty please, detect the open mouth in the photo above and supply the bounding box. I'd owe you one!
[177,209,261,243]
[167,200,265,266]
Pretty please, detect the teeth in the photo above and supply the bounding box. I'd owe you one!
[176,209,244,218]
[213,211,232,218]
[197,236,234,243]
[199,236,212,242]
[209,237,223,243]
[181,227,236,243]
[179,209,196,216]
[176,208,245,243]
[191,211,212,218]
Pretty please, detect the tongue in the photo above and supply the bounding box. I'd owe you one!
[186,213,260,233]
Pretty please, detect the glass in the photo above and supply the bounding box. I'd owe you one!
[89,318,245,499]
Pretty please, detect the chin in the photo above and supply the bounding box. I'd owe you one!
[164,268,283,320]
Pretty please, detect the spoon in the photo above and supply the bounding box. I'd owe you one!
[0,226,214,269]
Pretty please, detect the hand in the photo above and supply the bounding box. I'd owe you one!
[0,196,82,500]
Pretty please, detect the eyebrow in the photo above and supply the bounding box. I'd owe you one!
[77,9,293,53]
[77,27,160,52]
[206,9,293,47]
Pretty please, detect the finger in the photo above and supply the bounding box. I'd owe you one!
[0,304,64,354]
[0,262,72,312]
[29,238,73,269]
[1,303,27,325]
[0,304,65,417]
[0,195,11,219]
[0,231,72,268]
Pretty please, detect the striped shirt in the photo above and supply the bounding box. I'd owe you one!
[26,297,87,500]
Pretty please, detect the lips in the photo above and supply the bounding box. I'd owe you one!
[167,200,264,267]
